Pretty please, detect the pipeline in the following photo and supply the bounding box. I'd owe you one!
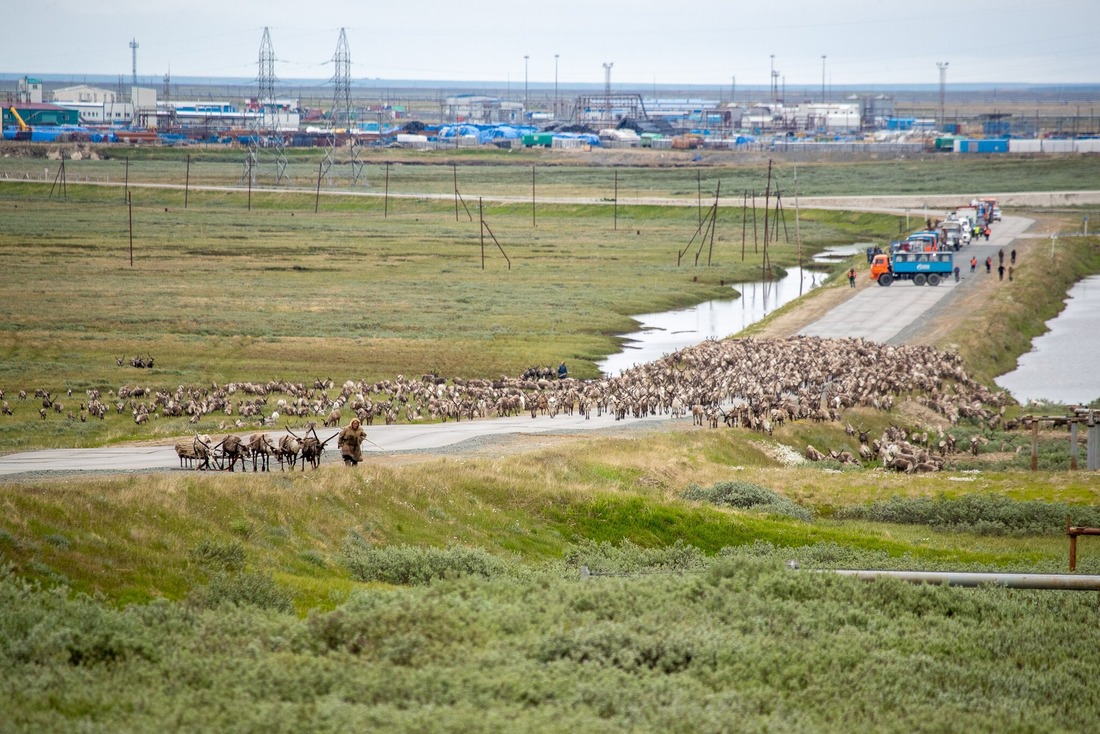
[810,568,1100,591]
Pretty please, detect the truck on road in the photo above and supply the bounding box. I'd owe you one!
[870,250,954,287]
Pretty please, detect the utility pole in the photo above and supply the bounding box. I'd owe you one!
[554,54,559,119]
[821,55,826,104]
[937,61,949,131]
[770,54,778,105]
[524,55,530,111]
[603,62,614,124]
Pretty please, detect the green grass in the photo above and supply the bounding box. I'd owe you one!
[3,152,1100,730]
[0,166,906,449]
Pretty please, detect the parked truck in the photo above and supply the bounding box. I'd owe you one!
[870,250,954,287]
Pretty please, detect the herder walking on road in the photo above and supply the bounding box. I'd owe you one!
[848,268,856,288]
[998,264,1005,281]
[985,257,992,274]
[338,418,366,467]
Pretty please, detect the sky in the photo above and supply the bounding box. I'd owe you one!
[6,0,1099,88]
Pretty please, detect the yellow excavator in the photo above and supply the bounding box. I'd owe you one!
[8,106,32,140]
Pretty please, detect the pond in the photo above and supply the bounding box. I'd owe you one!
[598,266,827,377]
[995,275,1100,405]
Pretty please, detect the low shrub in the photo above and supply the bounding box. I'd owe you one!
[189,570,294,612]
[682,480,814,522]
[562,539,709,575]
[189,539,246,572]
[342,543,513,586]
[836,494,1100,535]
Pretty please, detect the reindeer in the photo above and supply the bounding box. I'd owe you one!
[323,407,342,428]
[286,425,333,470]
[212,434,249,471]
[185,434,214,470]
[248,433,276,472]
[277,431,301,471]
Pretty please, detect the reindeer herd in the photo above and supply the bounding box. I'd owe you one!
[4,335,1013,474]
[174,425,333,472]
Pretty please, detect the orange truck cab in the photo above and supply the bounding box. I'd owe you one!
[870,254,892,282]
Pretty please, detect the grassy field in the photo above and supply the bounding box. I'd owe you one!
[8,145,1100,197]
[3,421,1100,732]
[0,157,908,449]
[2,151,1100,731]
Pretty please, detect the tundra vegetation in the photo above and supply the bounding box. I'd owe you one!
[1,152,1099,731]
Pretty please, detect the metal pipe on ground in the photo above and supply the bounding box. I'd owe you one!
[807,569,1100,591]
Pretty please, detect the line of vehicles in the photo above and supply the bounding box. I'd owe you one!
[869,198,1000,287]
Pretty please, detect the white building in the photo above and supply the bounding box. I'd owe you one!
[793,103,862,133]
[51,84,159,126]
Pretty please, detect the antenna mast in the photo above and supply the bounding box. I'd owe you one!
[936,61,949,131]
[129,38,139,87]
[602,62,613,123]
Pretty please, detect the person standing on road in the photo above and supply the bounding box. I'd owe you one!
[985,257,992,274]
[984,226,991,240]
[998,249,1005,265]
[998,264,1005,281]
[338,418,366,467]
[848,268,856,288]
[970,256,977,273]
[1008,265,1014,281]
[954,266,960,282]
[1011,249,1017,265]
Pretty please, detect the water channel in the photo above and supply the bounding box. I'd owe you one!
[994,274,1100,406]
[598,259,836,377]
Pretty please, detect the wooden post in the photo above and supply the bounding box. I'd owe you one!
[531,165,536,228]
[697,169,702,228]
[707,181,720,266]
[741,190,747,262]
[128,191,134,268]
[479,197,485,270]
[314,161,323,214]
[613,170,618,231]
[751,188,758,254]
[1066,515,1100,571]
[454,164,459,222]
[761,161,772,280]
[384,163,390,218]
[1031,419,1039,471]
[184,154,191,209]
[1070,421,1079,471]
[1088,411,1099,471]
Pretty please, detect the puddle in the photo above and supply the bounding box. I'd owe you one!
[598,267,825,376]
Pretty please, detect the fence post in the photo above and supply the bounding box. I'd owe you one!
[1088,411,1099,471]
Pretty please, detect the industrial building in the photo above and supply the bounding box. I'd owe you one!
[2,102,79,128]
